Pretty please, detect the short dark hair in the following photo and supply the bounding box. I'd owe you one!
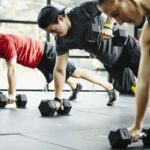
[37,5,66,29]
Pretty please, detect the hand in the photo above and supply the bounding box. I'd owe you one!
[7,94,15,104]
[54,97,62,109]
[100,28,113,40]
[128,125,141,142]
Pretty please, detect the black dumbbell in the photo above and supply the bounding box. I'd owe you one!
[38,99,72,117]
[57,99,72,115]
[0,94,7,108]
[15,94,27,108]
[108,128,150,148]
[91,23,128,46]
[38,100,57,116]
[112,28,128,46]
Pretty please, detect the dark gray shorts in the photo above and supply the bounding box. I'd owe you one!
[37,42,76,83]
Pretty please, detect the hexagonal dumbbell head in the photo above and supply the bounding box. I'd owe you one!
[0,94,7,108]
[112,29,128,46]
[142,128,150,146]
[108,128,131,149]
[57,99,72,115]
[38,100,57,116]
[15,94,27,108]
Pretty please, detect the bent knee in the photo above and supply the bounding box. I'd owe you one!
[71,69,82,78]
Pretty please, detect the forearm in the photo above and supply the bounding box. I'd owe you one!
[134,78,149,129]
[6,56,17,98]
[53,53,69,99]
[7,67,16,96]
[54,68,66,99]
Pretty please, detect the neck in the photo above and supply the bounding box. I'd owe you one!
[65,15,71,30]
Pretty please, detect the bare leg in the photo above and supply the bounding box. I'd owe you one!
[65,79,76,90]
[70,68,113,91]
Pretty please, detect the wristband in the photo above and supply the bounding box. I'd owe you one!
[104,23,113,29]
[54,97,62,103]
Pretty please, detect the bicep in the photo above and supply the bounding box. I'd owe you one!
[6,56,17,70]
[140,22,150,52]
[138,21,150,82]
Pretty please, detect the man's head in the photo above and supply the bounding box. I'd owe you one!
[99,0,143,26]
[37,5,70,37]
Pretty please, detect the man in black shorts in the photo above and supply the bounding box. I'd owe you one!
[0,33,115,104]
[38,40,116,103]
[37,1,140,103]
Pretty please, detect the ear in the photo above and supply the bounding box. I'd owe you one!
[57,15,64,22]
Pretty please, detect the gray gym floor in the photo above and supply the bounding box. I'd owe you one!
[0,91,150,150]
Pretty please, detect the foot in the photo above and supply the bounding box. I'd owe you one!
[69,83,82,101]
[107,89,118,106]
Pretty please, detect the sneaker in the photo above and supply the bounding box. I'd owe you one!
[69,83,82,101]
[107,89,118,106]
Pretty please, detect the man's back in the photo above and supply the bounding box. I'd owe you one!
[0,34,44,68]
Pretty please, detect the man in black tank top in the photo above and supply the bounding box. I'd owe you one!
[98,0,150,142]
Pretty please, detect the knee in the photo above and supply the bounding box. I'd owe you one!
[72,69,82,78]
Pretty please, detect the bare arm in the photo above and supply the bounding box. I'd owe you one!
[128,21,150,137]
[54,52,69,99]
[101,16,114,39]
[134,21,150,128]
[6,56,17,101]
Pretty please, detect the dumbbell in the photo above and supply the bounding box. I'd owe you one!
[112,28,128,46]
[108,128,150,148]
[38,99,72,117]
[15,94,27,108]
[91,23,128,46]
[0,93,7,108]
[0,93,27,108]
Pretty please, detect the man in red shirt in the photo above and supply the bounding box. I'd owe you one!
[0,33,116,105]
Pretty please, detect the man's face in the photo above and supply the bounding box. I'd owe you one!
[45,16,69,37]
[100,0,143,26]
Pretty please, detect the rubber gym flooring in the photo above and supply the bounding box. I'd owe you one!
[0,91,150,150]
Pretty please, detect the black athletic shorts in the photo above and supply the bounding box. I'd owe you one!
[37,42,76,83]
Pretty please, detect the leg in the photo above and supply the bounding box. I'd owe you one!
[37,42,56,84]
[70,68,117,106]
[113,67,136,94]
[71,68,113,91]
[65,63,82,101]
[65,78,77,91]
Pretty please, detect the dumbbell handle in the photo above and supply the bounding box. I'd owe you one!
[136,132,147,139]
[54,98,64,110]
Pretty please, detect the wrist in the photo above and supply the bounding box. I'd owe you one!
[7,94,16,100]
[54,97,62,103]
[134,121,143,130]
[103,23,113,30]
